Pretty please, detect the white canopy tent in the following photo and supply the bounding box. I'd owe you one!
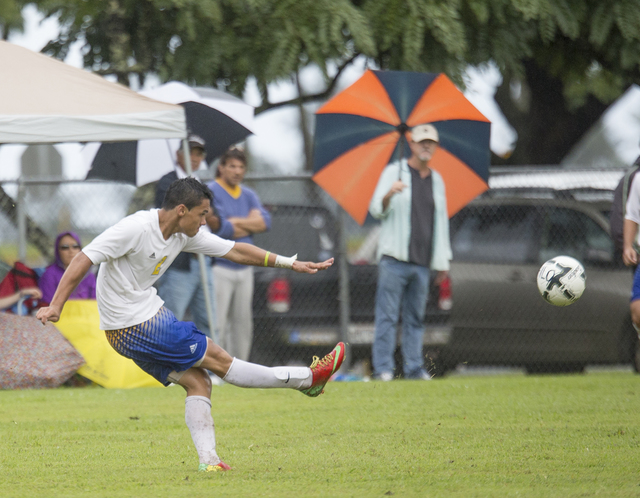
[0,40,186,144]
[0,40,215,336]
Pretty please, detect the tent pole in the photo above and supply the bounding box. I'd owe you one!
[182,138,193,175]
[182,138,218,344]
[17,178,26,262]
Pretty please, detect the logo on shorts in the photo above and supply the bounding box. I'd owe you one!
[149,252,156,259]
[190,344,197,354]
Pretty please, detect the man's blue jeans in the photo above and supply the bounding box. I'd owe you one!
[157,256,216,340]
[372,256,430,378]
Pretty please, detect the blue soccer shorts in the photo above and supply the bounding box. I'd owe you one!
[631,265,640,303]
[105,307,209,386]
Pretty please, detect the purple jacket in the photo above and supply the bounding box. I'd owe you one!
[39,231,97,304]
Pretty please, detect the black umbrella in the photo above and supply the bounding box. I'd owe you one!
[85,82,255,186]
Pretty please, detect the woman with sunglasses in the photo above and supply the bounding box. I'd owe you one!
[39,231,96,306]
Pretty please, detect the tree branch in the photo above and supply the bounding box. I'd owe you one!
[255,53,361,114]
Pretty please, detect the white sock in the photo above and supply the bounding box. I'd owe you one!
[185,396,220,466]
[223,358,312,389]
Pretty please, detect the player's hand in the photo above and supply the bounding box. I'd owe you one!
[292,258,334,274]
[36,305,62,324]
[623,246,638,267]
[382,181,407,211]
[387,181,407,196]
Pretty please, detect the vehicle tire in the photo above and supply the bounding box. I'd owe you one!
[390,347,454,378]
[425,348,455,378]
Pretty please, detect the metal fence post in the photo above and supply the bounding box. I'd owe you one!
[338,208,352,371]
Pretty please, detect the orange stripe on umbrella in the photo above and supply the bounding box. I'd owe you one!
[312,131,400,224]
[316,70,400,125]
[407,74,490,127]
[429,147,491,217]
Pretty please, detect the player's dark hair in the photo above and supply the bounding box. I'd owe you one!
[162,177,212,210]
[215,147,246,178]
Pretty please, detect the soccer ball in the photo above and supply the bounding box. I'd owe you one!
[536,255,586,307]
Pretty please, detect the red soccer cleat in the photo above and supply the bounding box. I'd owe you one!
[301,342,345,397]
[198,461,231,472]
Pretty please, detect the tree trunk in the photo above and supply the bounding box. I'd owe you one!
[295,72,314,171]
[494,60,609,165]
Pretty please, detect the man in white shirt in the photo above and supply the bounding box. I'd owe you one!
[368,124,451,381]
[36,177,345,473]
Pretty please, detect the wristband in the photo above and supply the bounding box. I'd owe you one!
[275,253,298,269]
[264,251,271,267]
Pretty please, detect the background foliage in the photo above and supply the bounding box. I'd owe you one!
[2,0,640,164]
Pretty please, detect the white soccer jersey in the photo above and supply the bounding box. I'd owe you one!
[82,209,234,330]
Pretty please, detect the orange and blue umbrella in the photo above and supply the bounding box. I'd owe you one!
[312,69,491,225]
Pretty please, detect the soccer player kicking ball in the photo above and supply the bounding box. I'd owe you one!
[36,177,345,473]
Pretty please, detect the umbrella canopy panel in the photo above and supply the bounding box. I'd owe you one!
[313,70,491,224]
[0,40,186,145]
[85,82,255,186]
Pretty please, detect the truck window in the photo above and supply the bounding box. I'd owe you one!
[451,205,540,263]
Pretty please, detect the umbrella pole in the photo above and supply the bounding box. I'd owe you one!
[398,134,405,181]
[182,138,218,344]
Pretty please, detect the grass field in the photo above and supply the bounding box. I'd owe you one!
[1,371,640,497]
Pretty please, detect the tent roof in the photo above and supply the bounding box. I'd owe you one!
[0,40,186,144]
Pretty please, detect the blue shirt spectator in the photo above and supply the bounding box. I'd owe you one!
[207,147,271,361]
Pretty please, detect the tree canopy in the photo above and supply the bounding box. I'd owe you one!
[0,0,29,40]
[3,0,640,165]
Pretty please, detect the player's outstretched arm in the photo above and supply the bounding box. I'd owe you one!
[223,242,333,274]
[36,252,93,324]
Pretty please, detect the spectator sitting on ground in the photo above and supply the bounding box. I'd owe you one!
[0,287,41,311]
[39,232,96,306]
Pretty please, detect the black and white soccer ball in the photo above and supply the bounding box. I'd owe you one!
[536,255,586,307]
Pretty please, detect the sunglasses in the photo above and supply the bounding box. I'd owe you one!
[59,244,80,251]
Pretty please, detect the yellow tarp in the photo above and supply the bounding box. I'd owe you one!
[54,300,162,389]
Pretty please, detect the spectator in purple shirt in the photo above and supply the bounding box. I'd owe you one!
[39,231,96,306]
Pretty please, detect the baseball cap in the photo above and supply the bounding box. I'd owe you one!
[411,124,439,143]
[188,134,206,151]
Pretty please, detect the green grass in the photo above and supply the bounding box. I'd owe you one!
[1,372,640,497]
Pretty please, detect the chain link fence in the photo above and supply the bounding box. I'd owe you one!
[1,167,637,377]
